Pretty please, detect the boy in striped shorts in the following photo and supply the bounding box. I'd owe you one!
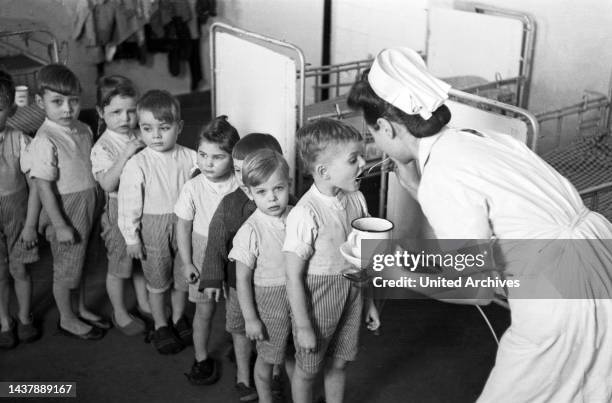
[283,118,381,403]
[0,70,40,348]
[230,149,293,403]
[118,90,197,354]
[28,65,107,340]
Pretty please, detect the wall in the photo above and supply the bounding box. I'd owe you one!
[0,0,196,107]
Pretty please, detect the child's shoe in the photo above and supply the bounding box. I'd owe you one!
[151,326,183,355]
[16,315,40,343]
[235,382,258,402]
[185,357,220,385]
[0,319,16,349]
[173,316,193,346]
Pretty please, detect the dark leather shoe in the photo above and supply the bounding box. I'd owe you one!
[57,322,105,340]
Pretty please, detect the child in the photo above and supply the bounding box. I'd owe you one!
[282,118,380,403]
[118,89,196,354]
[175,116,240,384]
[90,75,149,336]
[230,149,293,403]
[0,71,40,348]
[27,64,107,340]
[199,133,285,402]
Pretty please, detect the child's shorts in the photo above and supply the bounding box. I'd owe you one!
[293,274,363,375]
[225,287,246,334]
[39,188,97,289]
[0,189,39,278]
[188,231,214,304]
[255,285,291,365]
[101,196,132,278]
[140,213,183,293]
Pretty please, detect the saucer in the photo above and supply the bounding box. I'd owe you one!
[340,242,361,267]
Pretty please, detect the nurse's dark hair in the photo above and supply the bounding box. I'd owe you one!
[347,69,451,138]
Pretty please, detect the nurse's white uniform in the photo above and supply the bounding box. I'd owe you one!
[417,126,612,402]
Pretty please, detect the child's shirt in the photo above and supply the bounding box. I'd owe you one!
[90,129,139,198]
[174,173,240,237]
[0,125,30,196]
[283,184,368,276]
[229,207,293,287]
[200,188,255,290]
[26,118,96,194]
[118,145,197,245]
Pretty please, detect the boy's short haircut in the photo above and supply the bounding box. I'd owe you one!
[232,132,282,160]
[137,89,181,123]
[242,149,290,188]
[0,70,15,106]
[37,64,82,96]
[296,118,363,173]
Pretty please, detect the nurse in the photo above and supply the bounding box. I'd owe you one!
[347,47,612,402]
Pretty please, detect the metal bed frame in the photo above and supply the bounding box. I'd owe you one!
[537,79,612,217]
[0,27,63,88]
[304,3,536,109]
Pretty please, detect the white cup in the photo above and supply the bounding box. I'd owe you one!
[347,217,393,258]
[15,85,29,107]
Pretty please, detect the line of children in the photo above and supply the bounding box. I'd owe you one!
[0,71,40,348]
[2,64,382,403]
[174,116,240,384]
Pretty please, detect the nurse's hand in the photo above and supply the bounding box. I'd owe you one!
[393,159,420,198]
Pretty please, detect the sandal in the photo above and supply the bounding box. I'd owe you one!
[151,326,183,355]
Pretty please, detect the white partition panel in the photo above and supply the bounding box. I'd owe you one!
[214,32,297,180]
[427,8,523,81]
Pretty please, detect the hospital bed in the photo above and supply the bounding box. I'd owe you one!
[306,2,536,109]
[537,84,612,220]
[0,18,65,134]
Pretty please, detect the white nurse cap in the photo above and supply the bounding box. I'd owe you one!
[368,48,451,120]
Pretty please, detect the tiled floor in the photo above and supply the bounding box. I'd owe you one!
[0,91,511,402]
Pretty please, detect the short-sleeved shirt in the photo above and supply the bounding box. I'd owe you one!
[91,129,139,198]
[27,118,96,194]
[283,184,368,276]
[229,207,292,287]
[118,145,197,245]
[174,173,239,236]
[0,126,30,196]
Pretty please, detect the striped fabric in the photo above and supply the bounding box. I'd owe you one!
[188,231,213,303]
[254,285,291,364]
[100,196,132,278]
[39,188,97,289]
[0,189,39,275]
[139,213,182,293]
[225,287,246,334]
[293,274,363,374]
